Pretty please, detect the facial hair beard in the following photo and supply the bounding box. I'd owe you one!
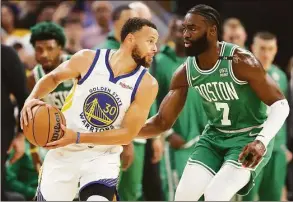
[185,32,209,56]
[131,45,149,67]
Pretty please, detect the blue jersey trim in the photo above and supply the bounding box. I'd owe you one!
[131,69,147,103]
[77,49,100,85]
[105,49,141,83]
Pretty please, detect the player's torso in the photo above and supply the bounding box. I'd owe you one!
[33,54,73,110]
[62,49,146,146]
[186,42,267,130]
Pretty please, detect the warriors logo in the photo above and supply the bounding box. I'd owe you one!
[83,91,119,128]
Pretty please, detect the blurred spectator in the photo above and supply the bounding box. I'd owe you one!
[81,1,112,49]
[222,17,247,49]
[243,31,291,201]
[153,16,207,201]
[17,1,41,29]
[129,1,152,20]
[36,2,58,23]
[1,45,29,201]
[61,17,84,55]
[1,2,34,55]
[95,5,138,49]
[5,141,41,200]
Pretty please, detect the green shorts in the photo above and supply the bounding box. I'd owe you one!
[188,126,274,196]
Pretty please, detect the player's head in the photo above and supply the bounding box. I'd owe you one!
[223,18,247,48]
[183,4,222,56]
[251,31,277,68]
[173,17,185,47]
[30,22,66,70]
[121,17,158,67]
[112,5,138,42]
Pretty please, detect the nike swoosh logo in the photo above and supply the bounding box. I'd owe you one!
[191,75,200,81]
[248,132,259,137]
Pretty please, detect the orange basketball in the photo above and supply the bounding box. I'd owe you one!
[23,104,66,147]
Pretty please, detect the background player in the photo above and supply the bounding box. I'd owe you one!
[138,4,290,201]
[27,21,73,110]
[242,31,292,201]
[20,17,159,201]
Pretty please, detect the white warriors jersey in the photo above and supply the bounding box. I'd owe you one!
[61,49,147,152]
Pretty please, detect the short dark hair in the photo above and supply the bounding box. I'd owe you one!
[112,5,132,21]
[30,22,66,47]
[254,31,276,41]
[120,17,157,42]
[188,4,222,39]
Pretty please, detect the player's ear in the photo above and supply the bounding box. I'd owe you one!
[209,25,217,37]
[126,33,135,44]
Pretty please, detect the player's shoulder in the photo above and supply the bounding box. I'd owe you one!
[141,70,158,89]
[231,47,265,82]
[232,47,261,69]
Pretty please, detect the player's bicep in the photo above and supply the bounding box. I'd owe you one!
[48,50,95,84]
[121,75,158,136]
[249,72,284,105]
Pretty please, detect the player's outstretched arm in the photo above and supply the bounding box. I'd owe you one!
[138,64,189,138]
[234,48,290,167]
[20,50,96,129]
[45,72,159,148]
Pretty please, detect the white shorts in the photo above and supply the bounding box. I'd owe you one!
[36,145,122,201]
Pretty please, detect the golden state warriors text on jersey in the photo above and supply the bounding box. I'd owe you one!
[62,49,147,147]
[80,86,123,132]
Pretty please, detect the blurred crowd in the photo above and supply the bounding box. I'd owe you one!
[1,1,293,201]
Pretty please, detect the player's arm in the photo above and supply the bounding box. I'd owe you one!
[27,50,95,101]
[45,73,159,148]
[234,48,290,167]
[20,50,96,128]
[138,64,189,138]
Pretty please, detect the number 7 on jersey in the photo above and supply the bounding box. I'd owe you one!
[215,102,231,126]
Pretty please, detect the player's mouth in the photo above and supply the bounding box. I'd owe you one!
[184,41,192,47]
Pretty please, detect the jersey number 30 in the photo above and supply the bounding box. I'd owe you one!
[215,102,231,126]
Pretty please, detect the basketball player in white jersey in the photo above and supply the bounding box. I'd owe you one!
[20,17,159,201]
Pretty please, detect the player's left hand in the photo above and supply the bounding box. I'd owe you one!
[238,140,266,168]
[45,124,76,149]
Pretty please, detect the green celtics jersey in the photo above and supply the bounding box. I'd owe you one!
[186,42,267,130]
[33,54,73,110]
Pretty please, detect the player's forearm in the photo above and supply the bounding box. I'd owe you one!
[256,99,290,148]
[79,128,135,145]
[28,74,59,101]
[138,114,172,138]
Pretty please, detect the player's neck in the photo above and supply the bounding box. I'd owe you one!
[43,57,63,74]
[109,48,138,77]
[196,41,220,70]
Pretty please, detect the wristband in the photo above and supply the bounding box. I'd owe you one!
[76,132,81,144]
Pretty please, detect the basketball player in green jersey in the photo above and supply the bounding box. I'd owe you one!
[27,22,73,110]
[242,32,291,201]
[138,4,290,200]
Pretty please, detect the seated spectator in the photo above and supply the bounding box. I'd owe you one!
[81,1,112,49]
[5,141,43,201]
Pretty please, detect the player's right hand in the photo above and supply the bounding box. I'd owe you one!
[20,98,45,129]
[167,133,186,149]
